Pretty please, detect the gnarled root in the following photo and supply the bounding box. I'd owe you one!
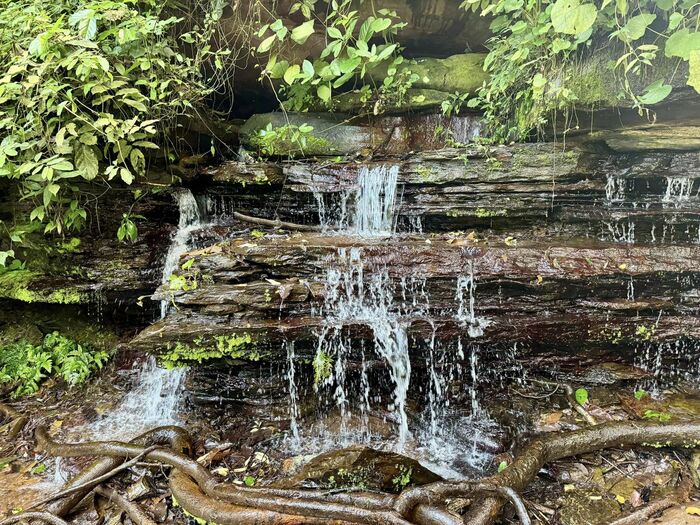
[395,420,700,525]
[0,402,28,440]
[23,420,700,525]
[35,426,436,525]
[0,511,68,525]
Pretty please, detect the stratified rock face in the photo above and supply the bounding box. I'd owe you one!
[128,140,700,381]
[0,186,179,319]
[201,143,700,244]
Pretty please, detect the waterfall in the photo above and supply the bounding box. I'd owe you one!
[87,356,186,439]
[159,188,203,318]
[605,175,626,203]
[353,165,400,235]
[83,188,203,440]
[663,177,694,205]
[455,261,490,337]
[285,341,300,444]
[315,164,400,234]
[314,247,414,447]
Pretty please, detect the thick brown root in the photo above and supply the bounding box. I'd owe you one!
[397,420,700,525]
[93,486,157,525]
[0,402,28,440]
[30,420,700,525]
[35,426,420,525]
[0,511,68,525]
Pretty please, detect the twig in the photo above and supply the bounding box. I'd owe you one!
[233,211,321,231]
[0,512,69,525]
[512,384,560,399]
[607,498,676,525]
[29,445,160,510]
[564,384,597,425]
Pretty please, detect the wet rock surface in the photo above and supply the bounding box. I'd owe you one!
[280,446,442,493]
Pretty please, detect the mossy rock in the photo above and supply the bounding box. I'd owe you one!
[0,270,84,304]
[239,112,374,157]
[334,88,453,114]
[371,53,489,95]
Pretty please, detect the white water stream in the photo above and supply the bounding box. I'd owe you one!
[83,190,201,441]
[159,188,204,318]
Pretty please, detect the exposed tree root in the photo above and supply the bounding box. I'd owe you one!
[0,401,28,440]
[0,512,68,525]
[233,211,321,231]
[30,446,160,511]
[3,417,697,525]
[93,486,157,525]
[396,420,700,525]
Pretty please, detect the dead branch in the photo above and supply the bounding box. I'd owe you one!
[563,384,597,426]
[0,512,68,525]
[233,211,321,231]
[93,486,157,525]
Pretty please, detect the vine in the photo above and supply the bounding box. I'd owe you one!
[464,0,700,140]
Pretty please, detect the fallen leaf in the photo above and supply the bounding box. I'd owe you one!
[687,506,700,515]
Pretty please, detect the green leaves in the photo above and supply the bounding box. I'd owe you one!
[291,20,315,45]
[117,213,138,242]
[284,64,301,85]
[0,250,14,267]
[689,51,700,94]
[665,28,700,59]
[551,0,598,35]
[614,13,656,42]
[254,5,402,113]
[1,0,219,243]
[317,84,332,102]
[75,143,99,180]
[574,388,589,405]
[638,79,673,104]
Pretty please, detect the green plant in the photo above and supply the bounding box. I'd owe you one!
[0,0,228,255]
[634,389,649,400]
[0,332,109,397]
[643,409,671,422]
[313,350,334,386]
[160,333,256,367]
[252,123,316,157]
[391,465,413,490]
[574,387,589,405]
[465,0,700,141]
[255,0,406,113]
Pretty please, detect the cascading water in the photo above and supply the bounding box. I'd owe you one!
[605,175,627,203]
[314,247,414,447]
[455,260,490,337]
[84,189,203,440]
[285,341,300,445]
[315,164,400,234]
[87,356,186,439]
[160,188,203,318]
[663,177,694,205]
[353,165,400,235]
